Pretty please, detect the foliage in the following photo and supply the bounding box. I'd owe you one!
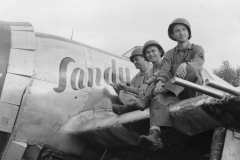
[213,60,240,87]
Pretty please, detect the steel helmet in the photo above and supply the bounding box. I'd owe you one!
[142,40,164,61]
[129,46,144,62]
[168,18,192,41]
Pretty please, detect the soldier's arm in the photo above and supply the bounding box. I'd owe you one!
[130,75,136,87]
[111,75,136,95]
[155,55,172,84]
[142,75,157,85]
[143,54,172,85]
[115,75,140,95]
[188,46,205,69]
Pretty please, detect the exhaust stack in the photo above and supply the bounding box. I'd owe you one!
[205,79,240,96]
[171,77,224,99]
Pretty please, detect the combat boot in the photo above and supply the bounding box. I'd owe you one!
[112,104,139,115]
[139,129,164,151]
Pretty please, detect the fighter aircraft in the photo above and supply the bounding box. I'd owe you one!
[0,20,239,160]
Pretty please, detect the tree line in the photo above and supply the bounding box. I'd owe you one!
[213,60,240,87]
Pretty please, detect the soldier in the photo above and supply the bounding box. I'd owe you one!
[139,18,205,150]
[139,40,165,90]
[112,46,155,115]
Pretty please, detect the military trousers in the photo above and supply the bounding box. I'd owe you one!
[119,91,138,106]
[150,64,203,127]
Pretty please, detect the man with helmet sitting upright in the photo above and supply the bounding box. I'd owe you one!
[112,46,155,115]
[139,18,205,150]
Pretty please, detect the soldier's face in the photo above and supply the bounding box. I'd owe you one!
[132,56,146,69]
[171,24,189,42]
[145,46,161,63]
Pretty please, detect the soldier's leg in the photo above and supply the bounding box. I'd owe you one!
[140,93,179,150]
[179,64,203,99]
[119,91,138,106]
[113,91,140,114]
[150,93,179,127]
[164,64,203,98]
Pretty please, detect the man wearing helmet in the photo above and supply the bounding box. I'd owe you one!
[112,46,155,114]
[140,40,166,91]
[139,18,205,150]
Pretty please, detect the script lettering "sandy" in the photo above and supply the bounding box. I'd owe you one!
[53,57,131,93]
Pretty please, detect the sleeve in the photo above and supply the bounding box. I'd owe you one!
[188,45,205,69]
[154,52,173,83]
[130,75,136,87]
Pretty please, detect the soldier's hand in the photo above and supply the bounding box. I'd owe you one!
[175,63,187,79]
[145,83,155,97]
[119,83,127,90]
[111,83,119,90]
[111,83,122,94]
[139,83,148,95]
[154,81,166,94]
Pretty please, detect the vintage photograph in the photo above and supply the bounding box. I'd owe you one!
[0,0,239,159]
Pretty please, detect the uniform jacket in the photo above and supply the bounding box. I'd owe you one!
[130,63,154,88]
[155,42,205,83]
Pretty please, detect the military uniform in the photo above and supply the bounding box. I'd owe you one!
[150,42,205,127]
[119,64,153,106]
[139,18,205,150]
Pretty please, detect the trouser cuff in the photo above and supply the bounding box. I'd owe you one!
[150,126,161,132]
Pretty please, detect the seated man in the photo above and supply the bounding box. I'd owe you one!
[112,46,155,114]
[138,40,166,94]
[139,18,205,150]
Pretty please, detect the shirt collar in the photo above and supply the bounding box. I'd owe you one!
[138,63,151,76]
[174,42,193,54]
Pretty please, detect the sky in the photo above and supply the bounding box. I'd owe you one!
[0,0,240,71]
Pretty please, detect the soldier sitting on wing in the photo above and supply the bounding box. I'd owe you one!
[112,46,155,115]
[139,18,205,151]
[138,40,166,91]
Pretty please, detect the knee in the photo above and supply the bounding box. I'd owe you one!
[119,92,126,101]
[186,64,199,78]
[151,94,164,104]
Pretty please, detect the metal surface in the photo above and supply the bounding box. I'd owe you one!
[65,93,240,148]
[0,20,33,160]
[45,130,86,157]
[12,31,137,157]
[209,127,227,160]
[0,73,31,105]
[202,68,233,87]
[206,79,240,96]
[62,109,150,147]
[9,22,34,31]
[15,78,89,144]
[170,95,222,136]
[11,31,36,50]
[33,34,135,89]
[0,102,19,133]
[10,26,34,31]
[3,141,27,160]
[222,129,240,160]
[35,32,129,61]
[171,92,239,134]
[8,48,35,76]
[0,21,11,98]
[171,77,225,99]
[122,46,141,58]
[34,36,88,90]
